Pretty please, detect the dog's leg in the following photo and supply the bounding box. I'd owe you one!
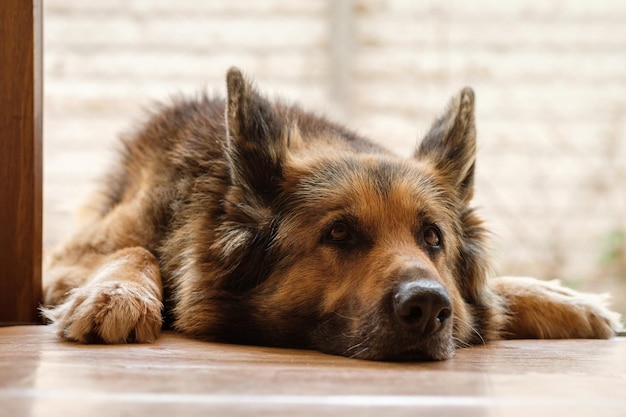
[490,276,622,339]
[42,246,163,343]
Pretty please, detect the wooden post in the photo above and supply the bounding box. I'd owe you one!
[0,0,43,324]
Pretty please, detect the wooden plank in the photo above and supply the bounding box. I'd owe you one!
[1,326,625,416]
[0,0,43,324]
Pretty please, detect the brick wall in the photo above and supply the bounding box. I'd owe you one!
[44,0,626,308]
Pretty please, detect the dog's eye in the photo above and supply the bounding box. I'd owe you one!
[326,222,350,242]
[423,225,442,249]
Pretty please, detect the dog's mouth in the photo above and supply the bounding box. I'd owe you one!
[339,334,455,362]
[315,301,456,362]
[392,345,454,362]
[344,343,454,362]
[357,320,456,362]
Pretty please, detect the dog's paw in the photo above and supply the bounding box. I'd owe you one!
[42,280,163,344]
[560,290,623,339]
[491,276,623,339]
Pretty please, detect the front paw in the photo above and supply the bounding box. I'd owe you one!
[42,280,163,344]
[492,276,623,339]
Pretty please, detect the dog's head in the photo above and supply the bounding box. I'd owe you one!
[191,68,500,361]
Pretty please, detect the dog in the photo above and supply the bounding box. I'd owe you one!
[42,67,622,361]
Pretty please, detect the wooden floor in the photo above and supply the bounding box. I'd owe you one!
[1,326,625,417]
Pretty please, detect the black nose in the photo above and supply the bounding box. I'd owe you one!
[393,280,452,337]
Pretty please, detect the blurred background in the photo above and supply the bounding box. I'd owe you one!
[43,0,625,316]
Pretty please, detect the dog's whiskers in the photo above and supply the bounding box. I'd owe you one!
[332,311,359,321]
[454,315,486,346]
[349,346,370,359]
[346,342,365,351]
[452,336,472,349]
[346,335,372,358]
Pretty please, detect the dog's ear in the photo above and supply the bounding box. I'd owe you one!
[225,67,285,203]
[414,87,476,204]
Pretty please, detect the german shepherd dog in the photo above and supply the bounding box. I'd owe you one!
[43,68,622,361]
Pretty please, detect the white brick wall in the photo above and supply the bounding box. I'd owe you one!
[348,0,626,302]
[44,0,626,309]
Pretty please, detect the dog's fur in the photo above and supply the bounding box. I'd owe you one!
[42,68,622,361]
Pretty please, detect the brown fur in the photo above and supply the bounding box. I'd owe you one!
[42,68,622,361]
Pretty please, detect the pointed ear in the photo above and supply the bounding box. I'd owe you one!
[414,87,477,204]
[225,67,285,203]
